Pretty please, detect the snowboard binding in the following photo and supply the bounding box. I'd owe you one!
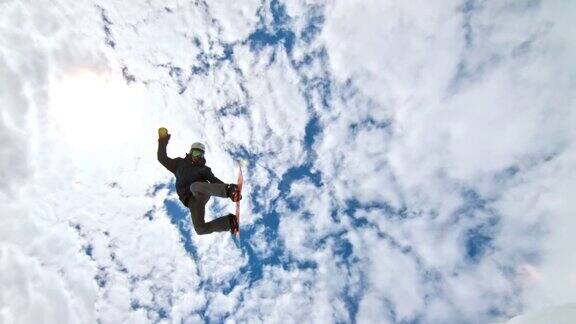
[226,183,242,202]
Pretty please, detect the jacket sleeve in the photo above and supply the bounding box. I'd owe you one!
[157,140,178,174]
[204,167,224,184]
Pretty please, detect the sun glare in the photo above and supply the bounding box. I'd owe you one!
[49,70,145,150]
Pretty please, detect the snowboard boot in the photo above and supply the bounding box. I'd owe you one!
[228,213,239,234]
[226,184,242,202]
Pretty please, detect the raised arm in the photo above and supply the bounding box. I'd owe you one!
[157,135,178,174]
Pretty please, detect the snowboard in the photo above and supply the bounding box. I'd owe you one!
[234,164,244,237]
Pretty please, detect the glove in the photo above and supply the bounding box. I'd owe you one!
[158,134,171,145]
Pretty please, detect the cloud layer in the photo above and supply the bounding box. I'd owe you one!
[1,0,575,323]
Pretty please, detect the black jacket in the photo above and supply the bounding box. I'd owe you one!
[157,141,223,205]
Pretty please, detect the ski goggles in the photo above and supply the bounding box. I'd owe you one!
[190,149,204,157]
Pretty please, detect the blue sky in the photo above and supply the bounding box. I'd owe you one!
[1,0,575,323]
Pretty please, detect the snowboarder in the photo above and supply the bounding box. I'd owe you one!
[157,130,241,235]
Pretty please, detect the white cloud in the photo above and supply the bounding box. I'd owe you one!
[232,264,351,323]
[506,303,576,324]
[1,0,575,323]
[208,1,262,43]
[318,0,576,321]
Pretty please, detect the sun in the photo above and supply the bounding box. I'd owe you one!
[48,70,145,150]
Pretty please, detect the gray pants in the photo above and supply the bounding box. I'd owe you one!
[188,182,231,235]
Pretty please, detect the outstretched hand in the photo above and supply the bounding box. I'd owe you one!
[159,133,171,144]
